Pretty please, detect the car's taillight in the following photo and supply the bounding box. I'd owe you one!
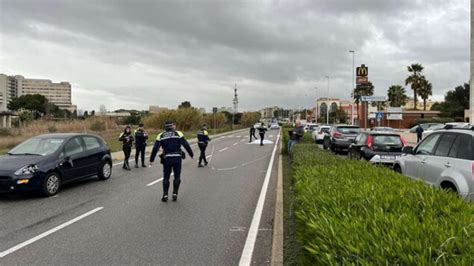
[471,162,474,181]
[367,135,373,150]
[333,132,343,139]
[401,137,407,146]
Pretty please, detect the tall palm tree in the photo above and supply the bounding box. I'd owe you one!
[405,63,424,110]
[387,85,409,107]
[418,77,433,111]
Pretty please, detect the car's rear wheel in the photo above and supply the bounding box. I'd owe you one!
[41,172,61,197]
[98,161,112,181]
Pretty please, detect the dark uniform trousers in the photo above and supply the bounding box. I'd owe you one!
[163,156,182,194]
[135,143,146,165]
[198,142,208,165]
[123,145,132,167]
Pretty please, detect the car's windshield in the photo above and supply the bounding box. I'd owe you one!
[373,135,402,146]
[337,127,360,134]
[9,137,65,156]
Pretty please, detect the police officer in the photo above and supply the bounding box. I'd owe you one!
[119,125,134,170]
[249,125,257,143]
[257,123,267,146]
[134,123,149,168]
[150,120,194,202]
[197,124,210,167]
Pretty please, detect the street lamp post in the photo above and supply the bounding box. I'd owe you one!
[325,76,330,124]
[349,50,355,125]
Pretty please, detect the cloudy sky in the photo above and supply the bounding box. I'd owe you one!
[0,0,470,112]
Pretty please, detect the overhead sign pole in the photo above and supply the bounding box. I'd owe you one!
[356,64,369,129]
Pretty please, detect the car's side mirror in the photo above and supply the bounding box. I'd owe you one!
[402,146,414,155]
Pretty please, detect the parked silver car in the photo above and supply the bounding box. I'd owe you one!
[394,128,474,201]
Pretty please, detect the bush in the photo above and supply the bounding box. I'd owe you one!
[0,128,11,136]
[143,108,203,131]
[90,120,106,131]
[48,126,57,133]
[291,145,473,265]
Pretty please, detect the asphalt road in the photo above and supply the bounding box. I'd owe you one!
[0,129,281,265]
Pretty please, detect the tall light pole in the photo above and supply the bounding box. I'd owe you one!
[232,84,238,130]
[325,76,330,124]
[349,50,355,125]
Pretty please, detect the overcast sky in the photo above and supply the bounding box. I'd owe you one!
[0,0,469,112]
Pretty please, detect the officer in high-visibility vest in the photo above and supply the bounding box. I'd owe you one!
[257,123,268,146]
[197,124,211,167]
[134,123,149,168]
[150,120,194,202]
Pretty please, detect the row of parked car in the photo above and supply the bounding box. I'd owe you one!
[307,124,473,202]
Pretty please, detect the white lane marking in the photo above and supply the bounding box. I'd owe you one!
[219,147,229,152]
[269,135,274,138]
[146,178,164,186]
[239,134,280,266]
[0,207,104,258]
[240,138,246,142]
[233,142,239,146]
[217,167,237,171]
[206,155,213,159]
[241,154,271,167]
[236,136,241,138]
[208,145,216,164]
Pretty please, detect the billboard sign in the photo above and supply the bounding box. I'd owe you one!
[361,96,387,102]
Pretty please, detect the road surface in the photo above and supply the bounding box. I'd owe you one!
[0,130,281,265]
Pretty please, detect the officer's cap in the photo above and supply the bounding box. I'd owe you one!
[139,123,144,127]
[165,120,175,128]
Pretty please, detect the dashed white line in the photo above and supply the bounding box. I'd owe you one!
[219,147,229,152]
[240,139,246,142]
[239,134,280,265]
[217,167,237,171]
[236,135,241,138]
[233,142,239,146]
[0,207,104,258]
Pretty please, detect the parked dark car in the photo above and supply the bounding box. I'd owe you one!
[348,132,406,166]
[0,133,112,196]
[323,125,360,152]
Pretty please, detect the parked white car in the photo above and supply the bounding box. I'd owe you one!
[422,123,470,139]
[394,128,474,202]
[312,125,331,144]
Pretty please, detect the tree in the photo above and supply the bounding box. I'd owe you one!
[83,111,89,118]
[178,101,192,109]
[91,110,96,116]
[418,77,433,111]
[387,85,409,107]
[241,112,261,127]
[436,83,469,118]
[354,81,374,121]
[8,94,49,117]
[405,63,424,110]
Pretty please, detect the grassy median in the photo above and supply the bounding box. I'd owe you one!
[282,128,474,265]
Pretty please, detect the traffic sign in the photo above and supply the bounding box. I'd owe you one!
[356,64,368,77]
[375,112,384,119]
[213,107,218,113]
[361,96,387,102]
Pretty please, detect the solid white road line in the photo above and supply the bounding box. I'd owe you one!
[0,207,104,258]
[146,178,164,187]
[239,134,280,266]
[219,147,229,152]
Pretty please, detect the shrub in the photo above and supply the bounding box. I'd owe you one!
[0,128,11,136]
[90,120,106,131]
[48,126,58,133]
[291,144,474,265]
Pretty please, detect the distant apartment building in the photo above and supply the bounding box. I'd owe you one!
[0,74,76,112]
[402,98,437,110]
[149,105,170,113]
[260,106,279,119]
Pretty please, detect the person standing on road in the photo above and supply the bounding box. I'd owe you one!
[134,123,149,168]
[288,120,305,153]
[197,124,211,167]
[150,120,194,202]
[416,125,424,143]
[257,123,267,146]
[249,125,257,143]
[119,125,134,170]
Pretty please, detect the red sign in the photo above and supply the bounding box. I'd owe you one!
[356,76,368,85]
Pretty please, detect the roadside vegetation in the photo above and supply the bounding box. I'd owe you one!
[282,128,474,264]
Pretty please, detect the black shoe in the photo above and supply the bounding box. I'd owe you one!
[161,195,168,202]
[122,165,127,169]
[260,144,264,146]
[135,164,139,168]
[204,161,208,166]
[198,164,204,168]
[142,164,147,168]
[172,194,178,201]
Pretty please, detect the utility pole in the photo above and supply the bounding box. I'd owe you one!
[325,76,330,124]
[232,84,238,129]
[349,50,355,125]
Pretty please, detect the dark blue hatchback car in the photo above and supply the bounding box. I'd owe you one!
[0,133,112,196]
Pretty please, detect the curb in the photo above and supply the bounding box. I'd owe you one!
[271,134,284,265]
[111,128,248,163]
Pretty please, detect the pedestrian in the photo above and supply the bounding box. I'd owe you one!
[288,120,305,153]
[249,125,257,143]
[416,124,424,143]
[119,125,134,170]
[197,124,211,167]
[150,120,194,202]
[257,123,267,146]
[134,123,149,168]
